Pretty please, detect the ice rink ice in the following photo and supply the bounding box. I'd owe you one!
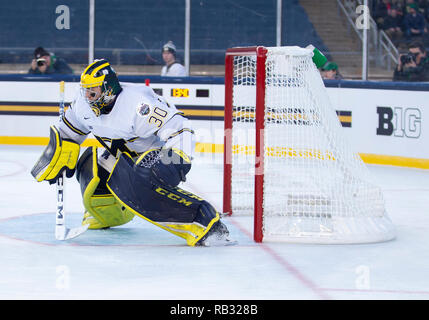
[1,144,429,300]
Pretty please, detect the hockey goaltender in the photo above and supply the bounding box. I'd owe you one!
[31,59,234,246]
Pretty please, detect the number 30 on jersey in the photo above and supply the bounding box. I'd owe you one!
[148,107,168,127]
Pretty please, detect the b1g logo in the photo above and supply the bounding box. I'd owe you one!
[376,106,421,138]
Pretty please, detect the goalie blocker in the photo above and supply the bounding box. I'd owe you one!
[77,147,230,246]
[31,125,80,183]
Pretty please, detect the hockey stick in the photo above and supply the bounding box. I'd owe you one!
[55,81,89,240]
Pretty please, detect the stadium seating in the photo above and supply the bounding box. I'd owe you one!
[0,0,328,66]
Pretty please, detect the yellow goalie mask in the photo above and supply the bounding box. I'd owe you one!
[80,59,122,117]
[31,126,80,183]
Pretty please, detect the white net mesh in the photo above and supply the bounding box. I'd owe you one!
[229,46,395,243]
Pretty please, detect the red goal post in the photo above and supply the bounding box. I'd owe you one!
[224,47,266,242]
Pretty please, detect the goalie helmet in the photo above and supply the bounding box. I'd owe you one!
[80,59,122,116]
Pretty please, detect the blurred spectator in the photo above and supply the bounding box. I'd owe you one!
[28,47,73,74]
[393,41,429,81]
[406,0,419,8]
[383,7,404,41]
[374,0,392,27]
[160,41,187,77]
[417,0,429,21]
[403,3,426,39]
[320,62,343,80]
[391,1,405,20]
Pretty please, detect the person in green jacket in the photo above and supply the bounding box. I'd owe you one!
[28,46,73,75]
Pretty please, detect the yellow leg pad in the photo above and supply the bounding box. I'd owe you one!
[131,210,219,246]
[105,153,220,246]
[83,211,108,229]
[82,195,135,229]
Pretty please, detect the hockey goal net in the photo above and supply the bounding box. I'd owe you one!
[223,46,395,243]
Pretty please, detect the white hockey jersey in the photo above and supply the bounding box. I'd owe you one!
[59,83,194,159]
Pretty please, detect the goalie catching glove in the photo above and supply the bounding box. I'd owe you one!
[31,126,80,184]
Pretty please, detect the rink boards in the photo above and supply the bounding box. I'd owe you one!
[0,75,428,168]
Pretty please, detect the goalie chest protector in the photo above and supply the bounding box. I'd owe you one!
[62,84,182,157]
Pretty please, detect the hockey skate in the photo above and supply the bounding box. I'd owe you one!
[196,220,237,247]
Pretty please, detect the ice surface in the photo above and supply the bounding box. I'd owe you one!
[1,145,429,300]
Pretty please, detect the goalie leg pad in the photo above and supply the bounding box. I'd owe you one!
[76,147,134,229]
[31,125,80,183]
[107,152,220,246]
[81,197,134,230]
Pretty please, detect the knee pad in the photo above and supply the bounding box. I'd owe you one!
[76,147,134,229]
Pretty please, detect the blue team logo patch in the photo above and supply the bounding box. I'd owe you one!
[136,103,150,117]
